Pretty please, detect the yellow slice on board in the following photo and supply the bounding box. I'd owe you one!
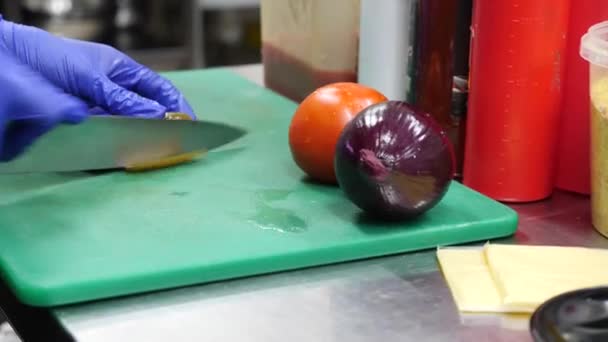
[164,112,193,120]
[125,112,203,172]
[125,150,207,172]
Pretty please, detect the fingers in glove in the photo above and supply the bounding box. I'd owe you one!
[91,75,168,119]
[2,115,69,162]
[0,51,88,161]
[1,93,88,162]
[109,61,196,119]
[86,104,109,115]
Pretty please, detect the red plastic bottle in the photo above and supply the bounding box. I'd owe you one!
[463,0,570,202]
[554,0,608,195]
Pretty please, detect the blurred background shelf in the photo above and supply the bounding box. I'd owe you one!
[0,0,261,71]
[198,0,260,10]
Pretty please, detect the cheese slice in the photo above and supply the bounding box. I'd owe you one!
[436,247,504,312]
[484,244,608,312]
[437,244,608,314]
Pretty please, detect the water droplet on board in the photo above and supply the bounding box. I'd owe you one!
[248,203,307,233]
[256,189,291,202]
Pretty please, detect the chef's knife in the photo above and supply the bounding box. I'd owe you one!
[0,114,246,174]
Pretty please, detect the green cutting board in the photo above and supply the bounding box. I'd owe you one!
[0,69,518,307]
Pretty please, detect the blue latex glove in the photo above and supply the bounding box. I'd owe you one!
[0,49,88,161]
[0,16,195,161]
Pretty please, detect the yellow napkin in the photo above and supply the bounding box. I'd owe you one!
[437,243,608,313]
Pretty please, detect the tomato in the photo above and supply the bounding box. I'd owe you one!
[288,82,387,183]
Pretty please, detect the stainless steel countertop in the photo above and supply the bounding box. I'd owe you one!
[52,65,608,342]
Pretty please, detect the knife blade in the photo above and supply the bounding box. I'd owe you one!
[0,115,246,174]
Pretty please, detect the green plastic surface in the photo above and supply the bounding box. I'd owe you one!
[0,69,518,307]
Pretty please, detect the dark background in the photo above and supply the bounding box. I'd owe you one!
[0,0,262,72]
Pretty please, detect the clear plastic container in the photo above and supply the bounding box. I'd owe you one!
[581,21,608,238]
[260,0,360,102]
[555,0,608,195]
[357,0,417,101]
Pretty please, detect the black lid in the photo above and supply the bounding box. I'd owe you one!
[530,287,608,342]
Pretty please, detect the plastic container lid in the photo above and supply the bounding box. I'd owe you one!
[581,21,608,67]
[530,286,608,342]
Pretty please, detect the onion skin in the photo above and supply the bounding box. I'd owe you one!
[334,101,455,220]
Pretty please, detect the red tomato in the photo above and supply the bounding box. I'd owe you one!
[288,82,387,183]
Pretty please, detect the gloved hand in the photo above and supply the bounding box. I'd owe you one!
[0,16,195,161]
[0,49,88,161]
